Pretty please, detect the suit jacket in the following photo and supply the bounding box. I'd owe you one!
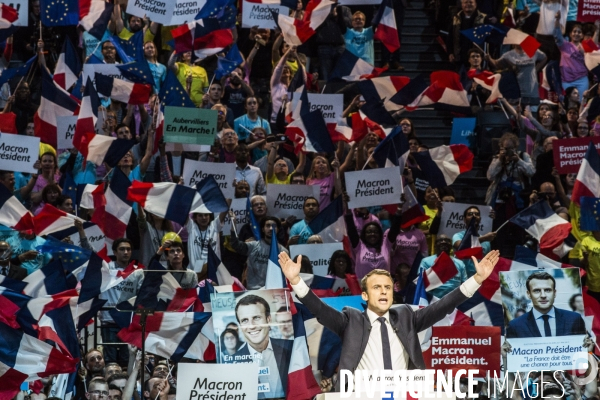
[5,263,27,281]
[228,338,293,394]
[506,307,587,338]
[299,285,470,391]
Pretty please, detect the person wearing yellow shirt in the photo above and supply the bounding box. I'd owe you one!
[266,142,305,185]
[418,186,443,255]
[112,4,158,42]
[580,231,600,299]
[168,50,209,106]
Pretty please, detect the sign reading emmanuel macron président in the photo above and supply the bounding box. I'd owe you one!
[241,0,289,29]
[577,0,600,22]
[0,133,39,174]
[345,167,402,209]
[222,198,249,235]
[182,160,235,199]
[552,137,600,174]
[438,202,493,238]
[164,106,217,146]
[127,0,206,25]
[266,184,320,219]
[176,363,258,400]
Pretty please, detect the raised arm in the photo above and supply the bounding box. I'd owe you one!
[266,143,278,180]
[139,128,154,176]
[167,50,179,74]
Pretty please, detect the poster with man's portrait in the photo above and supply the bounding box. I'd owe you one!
[500,268,588,372]
[211,289,294,399]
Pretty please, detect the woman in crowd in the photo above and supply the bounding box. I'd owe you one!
[31,152,61,208]
[306,156,341,209]
[168,50,208,106]
[219,328,241,362]
[144,41,166,93]
[33,183,61,215]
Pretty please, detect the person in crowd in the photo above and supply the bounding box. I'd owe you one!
[234,143,266,196]
[448,0,487,65]
[528,182,569,219]
[31,152,61,208]
[186,206,227,280]
[419,186,443,254]
[86,378,110,400]
[32,183,60,215]
[306,156,341,209]
[338,11,374,64]
[452,206,496,277]
[0,241,28,280]
[222,68,255,120]
[167,50,208,106]
[289,197,320,244]
[233,96,270,141]
[270,45,302,124]
[154,240,198,289]
[202,82,235,127]
[104,364,122,381]
[219,328,242,362]
[143,41,166,94]
[419,235,469,298]
[266,143,305,185]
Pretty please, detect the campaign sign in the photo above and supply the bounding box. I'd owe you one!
[48,223,107,253]
[176,363,258,400]
[317,393,456,400]
[164,106,217,146]
[212,289,294,398]
[164,143,211,152]
[182,159,236,199]
[242,1,289,29]
[0,133,39,173]
[577,0,600,22]
[290,243,343,276]
[222,198,248,235]
[345,167,402,209]
[6,0,28,26]
[266,184,319,219]
[438,202,493,238]
[338,0,380,5]
[506,335,588,372]
[450,118,476,147]
[290,94,343,124]
[422,326,501,377]
[57,116,78,150]
[82,63,124,86]
[553,137,600,173]
[126,0,206,25]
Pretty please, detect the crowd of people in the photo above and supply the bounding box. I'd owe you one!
[1,0,600,398]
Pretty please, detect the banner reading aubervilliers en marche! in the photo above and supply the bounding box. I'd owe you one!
[266,184,320,219]
[176,363,258,400]
[164,106,217,146]
[290,243,343,276]
[241,0,289,29]
[290,93,343,124]
[0,133,39,174]
[345,167,403,209]
[438,201,493,238]
[181,159,236,199]
[126,0,206,25]
[222,198,248,235]
[56,116,78,150]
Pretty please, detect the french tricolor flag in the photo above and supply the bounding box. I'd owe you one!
[95,73,152,104]
[502,28,540,58]
[372,125,409,169]
[189,176,229,215]
[77,183,105,210]
[0,184,34,232]
[329,50,386,81]
[75,77,99,141]
[0,4,18,42]
[412,271,429,307]
[400,186,429,229]
[79,0,114,40]
[420,251,459,291]
[411,144,473,188]
[286,89,336,154]
[454,218,483,260]
[271,0,333,46]
[192,19,234,59]
[410,71,470,113]
[373,0,400,53]
[32,204,85,236]
[571,142,600,206]
[73,131,135,167]
[98,169,132,243]
[358,76,409,111]
[207,246,244,291]
[53,37,81,90]
[265,230,286,289]
[78,252,124,303]
[21,260,69,297]
[510,201,572,257]
[308,196,347,244]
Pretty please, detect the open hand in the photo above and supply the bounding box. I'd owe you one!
[278,252,301,285]
[472,250,500,284]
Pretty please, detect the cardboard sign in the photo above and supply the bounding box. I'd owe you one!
[6,0,28,26]
[438,202,493,238]
[506,335,588,372]
[182,160,235,199]
[163,106,217,146]
[56,116,77,150]
[126,0,206,25]
[266,184,320,219]
[0,133,39,173]
[290,243,343,276]
[222,198,248,235]
[241,1,289,29]
[553,137,600,173]
[577,0,600,22]
[176,363,258,400]
[450,117,476,146]
[290,93,343,124]
[422,326,501,377]
[82,64,124,86]
[345,167,402,209]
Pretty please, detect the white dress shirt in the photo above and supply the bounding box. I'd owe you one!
[532,307,556,337]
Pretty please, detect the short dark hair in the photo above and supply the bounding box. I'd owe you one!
[525,271,556,292]
[166,241,184,251]
[112,238,132,252]
[360,269,393,292]
[467,48,483,58]
[569,293,582,311]
[115,123,129,132]
[463,205,480,220]
[0,170,13,180]
[290,171,305,183]
[259,216,281,238]
[108,385,122,394]
[235,294,270,322]
[107,373,128,385]
[303,196,319,207]
[327,250,353,276]
[56,194,72,207]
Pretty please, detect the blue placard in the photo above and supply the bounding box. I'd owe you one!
[450,117,477,146]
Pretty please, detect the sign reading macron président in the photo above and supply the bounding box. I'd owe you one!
[126,0,206,25]
[438,201,493,238]
[222,198,249,235]
[345,167,403,209]
[266,184,320,219]
[0,133,39,174]
[290,93,343,124]
[241,0,289,29]
[182,159,236,199]
[57,116,77,150]
[176,363,258,400]
[164,106,217,146]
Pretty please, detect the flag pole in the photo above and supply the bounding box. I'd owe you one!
[498,99,510,120]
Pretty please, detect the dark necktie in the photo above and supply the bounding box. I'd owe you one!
[541,315,552,337]
[377,317,393,370]
[0,267,6,276]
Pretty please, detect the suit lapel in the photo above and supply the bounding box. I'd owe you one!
[359,310,371,366]
[390,308,412,355]
[554,308,563,336]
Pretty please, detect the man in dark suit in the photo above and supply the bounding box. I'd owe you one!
[228,294,293,399]
[0,241,28,281]
[506,271,587,338]
[278,249,501,392]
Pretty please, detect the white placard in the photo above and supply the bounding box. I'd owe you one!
[182,159,236,199]
[82,64,124,87]
[126,0,206,25]
[345,167,402,209]
[506,335,588,372]
[176,363,258,400]
[266,184,319,219]
[165,143,211,152]
[242,1,289,29]
[69,224,106,252]
[56,116,77,150]
[0,133,39,173]
[290,243,343,276]
[290,94,343,123]
[222,198,248,235]
[438,202,493,238]
[338,0,381,5]
[7,0,27,26]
